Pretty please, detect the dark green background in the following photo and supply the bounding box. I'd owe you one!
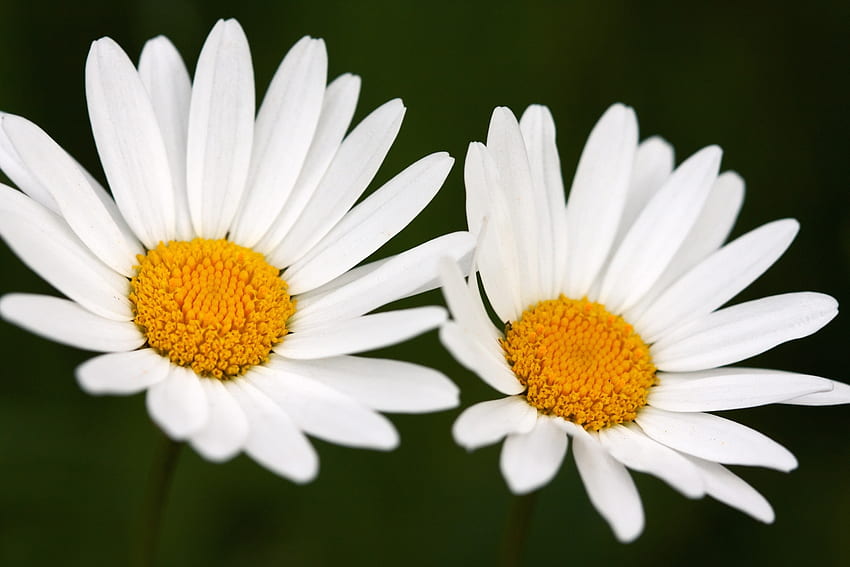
[0,1,848,565]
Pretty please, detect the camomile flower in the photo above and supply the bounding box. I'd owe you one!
[0,19,469,483]
[439,103,849,542]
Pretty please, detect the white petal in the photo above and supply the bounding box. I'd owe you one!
[265,354,458,413]
[464,142,524,321]
[254,73,361,255]
[2,114,143,276]
[138,36,194,240]
[0,293,143,352]
[598,423,704,498]
[635,406,797,471]
[617,136,674,241]
[598,145,721,312]
[189,378,250,462]
[76,348,170,395]
[227,379,318,483]
[486,107,543,306]
[571,426,644,543]
[649,368,832,412]
[685,456,774,523]
[186,19,254,238]
[292,232,474,327]
[230,37,327,247]
[268,98,405,268]
[285,152,453,294]
[146,365,209,439]
[0,113,59,212]
[439,322,524,395]
[86,36,176,246]
[453,396,538,450]
[500,416,568,494]
[279,306,445,359]
[652,292,838,372]
[563,104,638,299]
[626,171,745,321]
[439,257,502,345]
[519,105,567,299]
[782,379,850,406]
[248,366,399,450]
[0,186,133,321]
[637,219,799,342]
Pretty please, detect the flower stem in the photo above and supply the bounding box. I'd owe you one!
[135,430,182,567]
[500,491,537,567]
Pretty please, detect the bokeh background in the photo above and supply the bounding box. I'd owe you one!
[0,0,848,565]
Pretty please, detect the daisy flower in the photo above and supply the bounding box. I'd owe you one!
[0,19,469,483]
[440,103,849,542]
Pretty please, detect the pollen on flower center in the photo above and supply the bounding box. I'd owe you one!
[130,238,295,380]
[501,296,656,431]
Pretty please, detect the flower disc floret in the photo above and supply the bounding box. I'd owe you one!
[501,296,656,430]
[130,238,294,379]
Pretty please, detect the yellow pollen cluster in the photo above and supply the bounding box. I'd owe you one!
[501,296,656,431]
[130,238,295,380]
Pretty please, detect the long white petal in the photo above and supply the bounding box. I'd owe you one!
[782,379,850,406]
[86,36,176,246]
[685,456,774,523]
[146,365,209,439]
[487,107,543,306]
[649,368,832,412]
[626,171,744,322]
[500,416,567,494]
[570,426,644,543]
[598,423,704,498]
[598,145,720,312]
[453,396,538,450]
[2,114,143,276]
[439,322,524,395]
[637,219,798,342]
[268,99,405,268]
[230,37,327,246]
[652,292,838,372]
[0,293,143,352]
[285,152,453,294]
[254,73,361,255]
[0,113,59,212]
[635,406,797,471]
[280,306,445,359]
[227,379,318,483]
[189,378,250,462]
[465,142,524,321]
[292,232,474,327]
[266,354,458,413]
[249,365,399,450]
[439,257,502,345]
[617,136,675,243]
[186,19,254,238]
[138,36,193,240]
[563,104,638,299]
[0,186,133,321]
[76,348,170,395]
[519,105,567,299]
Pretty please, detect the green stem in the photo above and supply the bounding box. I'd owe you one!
[500,491,537,567]
[135,430,182,567]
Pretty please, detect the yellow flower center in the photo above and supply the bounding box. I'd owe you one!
[501,296,656,431]
[129,238,295,380]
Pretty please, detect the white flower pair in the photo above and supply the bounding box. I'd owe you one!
[1,19,846,542]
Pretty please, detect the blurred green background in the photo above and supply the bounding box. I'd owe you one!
[0,0,848,565]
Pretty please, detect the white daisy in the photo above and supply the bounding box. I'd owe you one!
[0,19,470,483]
[440,103,850,542]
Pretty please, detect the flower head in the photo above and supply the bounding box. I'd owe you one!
[0,19,469,482]
[440,103,849,541]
